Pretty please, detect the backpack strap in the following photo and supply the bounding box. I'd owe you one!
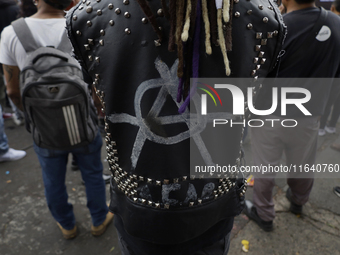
[11,18,39,53]
[280,7,328,71]
[57,30,72,52]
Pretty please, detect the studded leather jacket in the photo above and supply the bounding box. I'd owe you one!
[66,0,285,253]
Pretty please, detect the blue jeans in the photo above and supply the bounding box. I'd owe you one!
[0,105,9,156]
[34,132,108,230]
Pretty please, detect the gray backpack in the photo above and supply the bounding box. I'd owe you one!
[12,18,98,150]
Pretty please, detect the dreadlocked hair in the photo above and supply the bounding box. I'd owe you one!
[136,0,233,113]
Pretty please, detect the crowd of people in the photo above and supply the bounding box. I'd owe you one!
[0,0,340,254]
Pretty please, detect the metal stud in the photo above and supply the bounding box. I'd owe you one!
[78,5,83,10]
[255,45,261,51]
[189,202,194,207]
[173,178,179,183]
[76,30,82,36]
[141,199,146,204]
[273,30,279,36]
[156,180,161,186]
[254,76,259,81]
[139,176,144,181]
[142,17,148,24]
[234,0,239,3]
[133,197,138,202]
[182,176,187,181]
[157,9,164,16]
[87,20,92,27]
[97,0,101,2]
[109,20,114,26]
[115,8,121,14]
[251,70,256,76]
[97,10,102,15]
[95,74,100,79]
[164,204,170,209]
[86,6,92,13]
[108,3,113,9]
[147,178,152,184]
[148,201,153,206]
[95,57,100,63]
[100,29,105,36]
[234,11,240,18]
[198,199,202,205]
[88,55,93,61]
[123,0,129,4]
[256,65,261,70]
[254,57,259,64]
[247,23,253,30]
[258,5,263,10]
[164,179,169,185]
[256,32,262,39]
[124,12,130,18]
[99,39,104,46]
[155,203,160,208]
[82,0,86,3]
[261,58,266,64]
[73,15,77,21]
[268,6,274,10]
[125,28,131,35]
[86,1,90,5]
[258,51,265,57]
[247,10,252,15]
[84,44,90,50]
[267,32,274,38]
[154,40,161,47]
[263,17,269,23]
[261,39,267,45]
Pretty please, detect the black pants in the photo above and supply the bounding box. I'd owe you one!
[117,232,231,255]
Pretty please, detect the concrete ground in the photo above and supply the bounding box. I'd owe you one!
[1,108,340,255]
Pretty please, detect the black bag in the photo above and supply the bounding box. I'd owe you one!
[12,18,97,150]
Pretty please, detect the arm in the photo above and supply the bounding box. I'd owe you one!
[3,64,22,111]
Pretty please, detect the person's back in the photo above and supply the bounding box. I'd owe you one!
[0,0,112,240]
[279,6,340,77]
[67,0,286,254]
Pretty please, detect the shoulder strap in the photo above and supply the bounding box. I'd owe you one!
[57,30,72,52]
[11,18,39,53]
[280,7,328,70]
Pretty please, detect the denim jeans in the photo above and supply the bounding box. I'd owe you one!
[0,105,9,156]
[34,131,108,230]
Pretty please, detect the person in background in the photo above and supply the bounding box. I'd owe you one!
[0,0,26,162]
[0,0,112,239]
[245,0,340,231]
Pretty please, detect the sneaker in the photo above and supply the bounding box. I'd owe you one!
[325,126,336,134]
[91,212,114,236]
[57,222,77,240]
[0,148,26,162]
[2,112,13,119]
[244,200,273,232]
[334,186,340,198]
[285,188,302,215]
[12,113,24,126]
[318,129,326,136]
[102,173,111,184]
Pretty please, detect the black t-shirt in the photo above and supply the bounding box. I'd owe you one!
[279,7,340,78]
[260,7,340,117]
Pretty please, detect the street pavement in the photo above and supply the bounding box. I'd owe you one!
[1,108,340,255]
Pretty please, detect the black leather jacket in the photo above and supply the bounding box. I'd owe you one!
[66,0,285,253]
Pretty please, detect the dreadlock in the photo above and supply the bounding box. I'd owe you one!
[136,0,233,113]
